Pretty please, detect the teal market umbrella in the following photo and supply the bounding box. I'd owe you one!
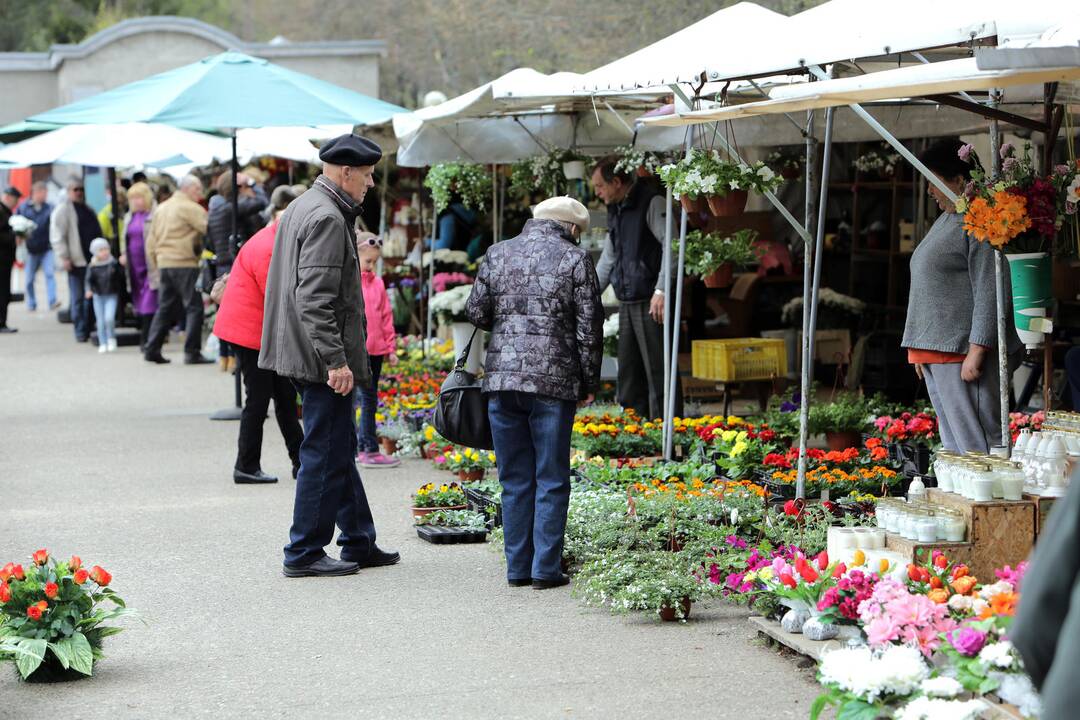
[30,51,405,418]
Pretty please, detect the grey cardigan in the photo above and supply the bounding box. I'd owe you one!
[902,212,1021,355]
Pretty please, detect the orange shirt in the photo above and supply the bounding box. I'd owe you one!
[907,349,965,364]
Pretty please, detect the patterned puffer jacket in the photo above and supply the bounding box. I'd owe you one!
[466,218,604,402]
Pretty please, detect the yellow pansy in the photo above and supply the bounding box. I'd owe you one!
[730,441,748,457]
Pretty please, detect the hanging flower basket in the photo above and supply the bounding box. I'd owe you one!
[706,189,748,217]
[679,195,708,215]
[702,263,734,289]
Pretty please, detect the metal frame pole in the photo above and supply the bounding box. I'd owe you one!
[662,186,674,458]
[664,129,693,459]
[989,90,1011,448]
[807,105,836,402]
[796,107,817,501]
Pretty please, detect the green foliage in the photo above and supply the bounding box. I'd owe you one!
[574,550,706,619]
[808,392,872,435]
[415,509,487,529]
[507,149,586,200]
[412,482,467,508]
[424,163,493,214]
[658,149,783,199]
[682,228,761,277]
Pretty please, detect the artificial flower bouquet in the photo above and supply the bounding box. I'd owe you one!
[765,550,845,611]
[903,551,978,607]
[0,550,134,681]
[429,285,474,325]
[431,271,474,294]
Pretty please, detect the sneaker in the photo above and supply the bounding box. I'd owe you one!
[358,452,401,468]
[98,344,108,354]
[49,301,61,310]
[107,339,117,352]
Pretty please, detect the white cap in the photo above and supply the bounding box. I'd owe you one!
[533,196,590,233]
[89,238,111,255]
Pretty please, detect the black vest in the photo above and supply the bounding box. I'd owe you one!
[607,179,663,302]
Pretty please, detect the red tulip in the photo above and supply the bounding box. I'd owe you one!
[11,564,24,581]
[919,568,931,584]
[0,581,9,603]
[816,551,829,571]
[44,582,58,599]
[933,553,949,569]
[779,571,797,589]
[69,556,82,571]
[0,563,11,582]
[832,562,847,578]
[798,563,819,583]
[31,549,49,566]
[907,564,921,582]
[930,576,943,590]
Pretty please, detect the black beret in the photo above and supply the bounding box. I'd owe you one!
[318,134,382,167]
[3,186,22,199]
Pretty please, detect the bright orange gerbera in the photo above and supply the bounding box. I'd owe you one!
[982,591,1019,618]
[963,191,1031,249]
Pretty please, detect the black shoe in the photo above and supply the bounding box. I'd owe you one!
[0,326,16,334]
[145,353,171,364]
[343,546,401,568]
[76,336,89,343]
[234,469,278,484]
[533,574,571,590]
[508,578,532,587]
[282,556,360,578]
[184,354,213,365]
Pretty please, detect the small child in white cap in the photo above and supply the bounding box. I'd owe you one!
[85,237,125,353]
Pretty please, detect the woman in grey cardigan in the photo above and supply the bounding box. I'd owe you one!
[901,138,1021,453]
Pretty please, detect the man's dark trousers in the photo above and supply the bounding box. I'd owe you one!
[617,299,683,420]
[284,381,377,567]
[144,267,203,357]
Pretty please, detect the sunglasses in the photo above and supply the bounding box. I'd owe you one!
[359,236,383,248]
[72,187,85,192]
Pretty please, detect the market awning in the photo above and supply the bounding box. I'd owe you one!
[0,123,232,167]
[640,58,1080,128]
[976,14,1080,71]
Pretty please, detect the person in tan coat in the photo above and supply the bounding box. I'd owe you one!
[143,174,210,365]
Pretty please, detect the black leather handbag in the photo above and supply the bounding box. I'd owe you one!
[432,329,494,450]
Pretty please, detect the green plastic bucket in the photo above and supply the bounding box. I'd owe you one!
[1006,252,1051,346]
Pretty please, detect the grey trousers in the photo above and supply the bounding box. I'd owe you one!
[617,300,683,420]
[922,354,1005,453]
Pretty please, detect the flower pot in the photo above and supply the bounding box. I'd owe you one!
[701,263,734,289]
[825,431,862,451]
[658,597,693,622]
[22,656,92,683]
[636,166,652,178]
[1006,252,1052,349]
[411,504,467,519]
[563,160,586,180]
[379,438,399,456]
[679,195,708,215]
[458,469,485,483]
[706,189,748,217]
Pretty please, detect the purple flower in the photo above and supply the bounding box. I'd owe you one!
[725,534,748,550]
[1003,157,1019,174]
[958,144,975,163]
[1055,164,1071,176]
[1000,143,1015,160]
[950,627,988,657]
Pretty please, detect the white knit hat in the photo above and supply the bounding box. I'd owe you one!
[89,238,111,255]
[533,196,590,233]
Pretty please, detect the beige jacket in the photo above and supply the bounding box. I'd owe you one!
[145,193,207,270]
[49,200,87,268]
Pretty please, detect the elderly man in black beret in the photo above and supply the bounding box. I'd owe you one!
[261,133,399,577]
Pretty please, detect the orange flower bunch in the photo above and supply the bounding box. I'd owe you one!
[629,476,767,501]
[979,591,1018,619]
[963,191,1031,249]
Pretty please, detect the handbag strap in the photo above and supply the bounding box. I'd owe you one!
[455,328,480,370]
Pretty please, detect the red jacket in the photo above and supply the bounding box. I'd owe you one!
[214,221,277,351]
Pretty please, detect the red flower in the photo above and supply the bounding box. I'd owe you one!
[31,549,49,566]
[73,569,89,585]
[933,554,949,569]
[807,448,825,460]
[0,563,11,582]
[69,556,82,571]
[11,564,24,581]
[783,500,801,517]
[0,581,9,603]
[870,446,887,461]
[798,563,819,583]
[763,453,791,468]
[907,564,922,582]
[816,551,829,571]
[26,604,42,621]
[779,571,797,588]
[864,437,883,449]
[89,566,112,586]
[832,562,847,578]
[44,582,59,599]
[758,429,776,442]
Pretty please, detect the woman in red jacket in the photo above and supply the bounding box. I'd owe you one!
[214,185,306,484]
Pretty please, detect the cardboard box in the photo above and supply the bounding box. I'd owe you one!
[761,328,852,372]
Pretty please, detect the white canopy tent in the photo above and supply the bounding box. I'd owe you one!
[976,14,1080,73]
[0,123,232,167]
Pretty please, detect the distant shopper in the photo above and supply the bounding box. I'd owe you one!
[466,196,603,589]
[0,186,20,334]
[17,182,58,313]
[84,238,124,353]
[50,180,102,342]
[261,133,398,578]
[98,186,127,246]
[143,174,211,365]
[354,231,400,469]
[590,157,681,420]
[902,138,1022,453]
[207,170,268,274]
[214,184,306,485]
[120,182,158,351]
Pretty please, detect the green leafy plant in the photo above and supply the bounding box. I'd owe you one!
[574,550,705,620]
[808,393,871,435]
[508,149,585,199]
[412,482,467,508]
[415,509,487,530]
[0,550,135,681]
[613,145,665,176]
[658,148,783,200]
[682,228,762,277]
[424,162,493,214]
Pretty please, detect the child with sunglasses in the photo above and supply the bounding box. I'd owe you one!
[354,232,400,468]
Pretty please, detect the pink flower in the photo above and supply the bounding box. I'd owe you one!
[950,627,987,656]
[958,144,975,163]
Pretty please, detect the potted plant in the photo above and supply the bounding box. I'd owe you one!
[767,147,804,180]
[447,447,496,482]
[853,144,901,180]
[808,393,871,451]
[414,509,489,544]
[561,149,588,181]
[411,482,467,518]
[0,550,135,682]
[509,149,582,199]
[424,162,493,215]
[683,228,761,288]
[575,550,705,621]
[376,418,410,457]
[658,149,783,217]
[614,145,665,178]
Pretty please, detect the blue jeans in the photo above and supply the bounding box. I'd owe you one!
[92,293,118,345]
[488,391,575,581]
[67,266,90,340]
[355,354,384,453]
[285,382,377,567]
[25,250,57,310]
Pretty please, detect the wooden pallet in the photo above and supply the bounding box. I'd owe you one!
[1024,493,1060,537]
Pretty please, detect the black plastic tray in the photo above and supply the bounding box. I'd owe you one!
[464,487,503,529]
[416,525,488,544]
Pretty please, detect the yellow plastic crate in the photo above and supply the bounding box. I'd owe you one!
[692,338,787,382]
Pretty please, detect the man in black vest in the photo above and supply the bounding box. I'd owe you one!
[590,158,682,420]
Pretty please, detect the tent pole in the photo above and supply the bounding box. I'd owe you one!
[796,108,817,502]
[665,128,693,459]
[808,105,835,403]
[211,129,243,421]
[990,90,1011,448]
[426,202,438,350]
[662,186,673,459]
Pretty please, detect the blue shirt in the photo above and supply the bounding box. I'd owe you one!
[16,201,53,254]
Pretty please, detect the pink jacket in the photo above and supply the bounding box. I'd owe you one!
[361,271,396,356]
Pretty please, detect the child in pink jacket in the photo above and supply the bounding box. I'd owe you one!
[355,232,400,468]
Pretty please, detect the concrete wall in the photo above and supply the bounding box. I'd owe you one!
[1,72,59,125]
[274,55,380,98]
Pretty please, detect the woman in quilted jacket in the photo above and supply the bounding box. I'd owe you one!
[466,196,603,590]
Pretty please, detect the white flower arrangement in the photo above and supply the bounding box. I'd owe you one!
[854,146,902,176]
[430,285,473,324]
[977,641,1017,670]
[602,314,619,339]
[8,215,36,236]
[420,249,470,268]
[780,287,866,326]
[613,145,664,176]
[818,645,929,704]
[658,149,783,200]
[918,677,963,699]
[896,696,985,720]
[992,671,1042,719]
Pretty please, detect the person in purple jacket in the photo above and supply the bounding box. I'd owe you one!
[119,182,158,351]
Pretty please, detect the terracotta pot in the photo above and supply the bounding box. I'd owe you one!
[706,189,748,216]
[636,166,653,178]
[825,431,862,451]
[679,195,708,215]
[458,469,485,483]
[411,504,467,519]
[702,263,734,289]
[658,597,693,622]
[379,438,398,456]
